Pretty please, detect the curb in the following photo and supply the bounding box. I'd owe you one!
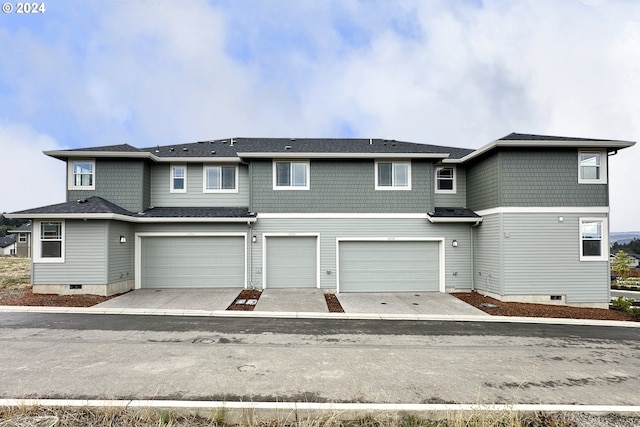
[1,399,639,416]
[0,305,638,327]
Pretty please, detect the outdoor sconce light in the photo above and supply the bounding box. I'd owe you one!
[452,240,458,247]
[558,216,564,223]
[252,235,257,243]
[119,236,127,244]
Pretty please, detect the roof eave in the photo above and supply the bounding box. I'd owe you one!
[427,216,483,224]
[236,152,450,159]
[458,139,636,164]
[44,150,242,163]
[5,212,257,223]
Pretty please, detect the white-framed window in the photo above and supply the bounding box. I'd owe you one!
[578,150,607,184]
[34,220,65,263]
[579,217,608,261]
[203,165,238,193]
[273,160,310,190]
[170,164,187,193]
[18,234,27,243]
[375,160,411,190]
[68,159,95,190]
[435,166,456,194]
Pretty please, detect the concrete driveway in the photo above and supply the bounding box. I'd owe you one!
[95,288,487,316]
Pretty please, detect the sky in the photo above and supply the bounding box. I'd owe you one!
[0,0,639,231]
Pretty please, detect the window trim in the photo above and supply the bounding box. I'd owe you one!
[67,159,95,190]
[18,234,27,243]
[579,217,608,261]
[435,166,457,194]
[202,165,239,193]
[578,149,607,184]
[374,160,412,191]
[34,220,65,263]
[272,160,310,190]
[170,164,187,193]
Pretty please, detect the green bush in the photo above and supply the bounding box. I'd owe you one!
[611,296,634,311]
[628,307,640,321]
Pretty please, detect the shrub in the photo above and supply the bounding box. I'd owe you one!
[611,296,634,311]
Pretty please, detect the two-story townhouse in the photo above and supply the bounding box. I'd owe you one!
[7,133,635,308]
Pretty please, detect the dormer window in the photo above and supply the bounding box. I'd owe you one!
[68,160,95,190]
[578,150,607,184]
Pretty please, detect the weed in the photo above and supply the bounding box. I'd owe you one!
[611,296,634,311]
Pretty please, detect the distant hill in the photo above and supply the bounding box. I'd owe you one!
[610,232,640,246]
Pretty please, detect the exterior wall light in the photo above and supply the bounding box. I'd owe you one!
[252,235,257,243]
[452,240,458,247]
[119,236,127,244]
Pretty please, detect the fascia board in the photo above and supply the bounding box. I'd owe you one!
[44,150,241,163]
[426,216,483,224]
[237,152,450,159]
[457,139,636,164]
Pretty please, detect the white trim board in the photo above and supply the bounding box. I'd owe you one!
[476,207,609,216]
[257,213,429,219]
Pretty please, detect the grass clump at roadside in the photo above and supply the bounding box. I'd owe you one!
[1,406,625,427]
[0,257,30,290]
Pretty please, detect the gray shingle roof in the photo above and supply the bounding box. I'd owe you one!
[7,222,31,233]
[429,207,481,218]
[10,197,135,216]
[0,236,16,248]
[140,207,255,218]
[499,133,615,142]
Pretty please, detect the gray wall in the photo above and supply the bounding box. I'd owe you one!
[501,212,609,303]
[150,163,250,207]
[472,213,502,295]
[67,160,149,213]
[433,166,467,208]
[107,221,134,283]
[250,159,434,213]
[466,149,609,211]
[33,220,107,285]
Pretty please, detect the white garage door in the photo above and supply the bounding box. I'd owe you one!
[265,236,317,288]
[140,236,245,288]
[338,240,440,292]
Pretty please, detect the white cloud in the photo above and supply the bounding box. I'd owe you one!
[0,122,65,213]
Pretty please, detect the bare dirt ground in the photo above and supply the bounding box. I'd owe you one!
[0,257,636,320]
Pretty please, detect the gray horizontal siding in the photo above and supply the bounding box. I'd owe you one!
[150,163,250,207]
[67,160,147,213]
[33,220,107,285]
[251,218,472,291]
[107,221,134,283]
[434,167,467,208]
[472,213,502,295]
[250,159,433,213]
[501,212,609,303]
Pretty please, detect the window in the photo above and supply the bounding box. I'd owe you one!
[580,218,607,261]
[273,161,309,190]
[68,160,95,190]
[204,165,237,192]
[435,167,456,193]
[170,165,187,193]
[375,161,411,190]
[578,150,607,184]
[36,221,64,262]
[18,234,27,243]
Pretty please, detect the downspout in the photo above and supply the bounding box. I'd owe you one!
[470,218,482,292]
[247,220,254,289]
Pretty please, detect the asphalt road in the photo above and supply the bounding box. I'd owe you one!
[0,313,638,405]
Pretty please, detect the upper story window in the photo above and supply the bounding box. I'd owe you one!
[204,165,237,193]
[18,233,27,243]
[170,164,187,193]
[435,166,456,194]
[35,221,64,263]
[578,150,607,184]
[273,160,309,190]
[375,160,411,190]
[68,160,95,190]
[579,218,607,261]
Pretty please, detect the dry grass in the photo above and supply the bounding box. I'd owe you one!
[0,257,31,297]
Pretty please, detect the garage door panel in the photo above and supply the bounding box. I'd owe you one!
[339,241,440,292]
[266,236,317,288]
[141,236,245,288]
